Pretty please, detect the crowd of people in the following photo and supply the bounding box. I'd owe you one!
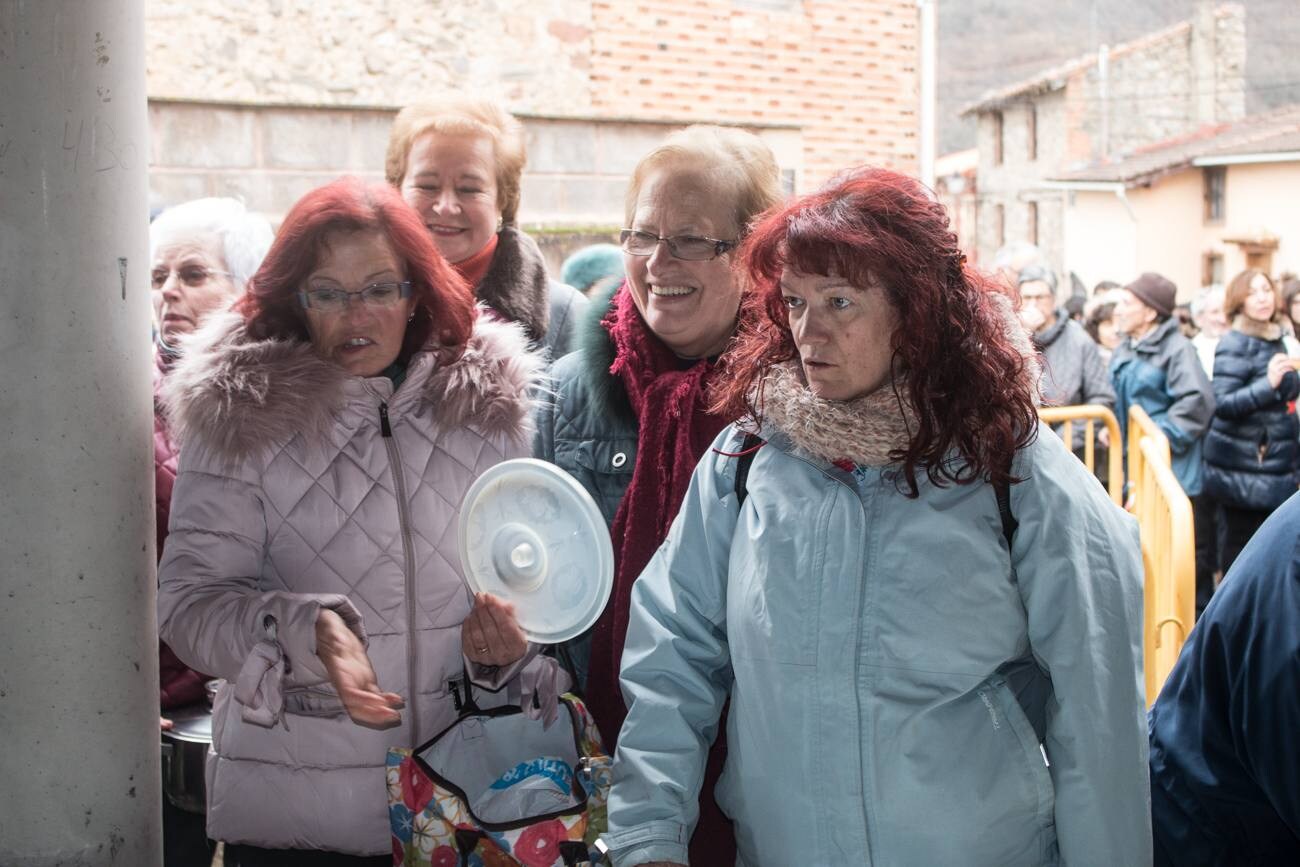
[147,96,1299,867]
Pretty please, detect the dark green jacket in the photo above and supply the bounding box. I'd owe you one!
[534,282,638,528]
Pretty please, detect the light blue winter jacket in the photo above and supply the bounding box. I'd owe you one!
[601,424,1151,867]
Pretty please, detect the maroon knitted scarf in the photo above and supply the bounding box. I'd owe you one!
[584,285,729,747]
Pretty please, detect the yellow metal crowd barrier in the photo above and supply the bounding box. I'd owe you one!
[1126,405,1196,705]
[1038,404,1196,705]
[1037,405,1123,505]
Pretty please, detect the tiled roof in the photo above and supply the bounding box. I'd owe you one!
[1048,104,1300,186]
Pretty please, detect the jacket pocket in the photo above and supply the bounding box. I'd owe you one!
[987,676,1057,861]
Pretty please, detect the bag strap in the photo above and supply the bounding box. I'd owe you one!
[994,478,1017,550]
[734,433,764,505]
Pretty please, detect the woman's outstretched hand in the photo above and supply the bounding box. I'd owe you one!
[462,592,528,668]
[316,608,403,728]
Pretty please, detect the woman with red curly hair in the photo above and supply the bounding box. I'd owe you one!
[157,178,556,864]
[600,169,1151,867]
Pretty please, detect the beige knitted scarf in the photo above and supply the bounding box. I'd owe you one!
[755,360,916,467]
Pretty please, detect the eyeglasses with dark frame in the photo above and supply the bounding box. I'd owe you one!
[620,229,737,261]
[297,281,413,313]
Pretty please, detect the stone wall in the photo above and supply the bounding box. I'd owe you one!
[147,98,802,229]
[146,0,918,198]
[146,0,595,115]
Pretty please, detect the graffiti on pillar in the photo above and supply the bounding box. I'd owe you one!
[61,116,137,174]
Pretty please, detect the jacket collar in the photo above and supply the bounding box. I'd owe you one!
[1231,314,1283,341]
[1032,311,1068,350]
[161,307,543,462]
[476,227,551,342]
[1129,316,1181,355]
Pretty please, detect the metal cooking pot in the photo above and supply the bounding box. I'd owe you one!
[161,702,212,815]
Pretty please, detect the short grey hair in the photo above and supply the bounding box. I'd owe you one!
[1190,283,1225,320]
[149,197,274,287]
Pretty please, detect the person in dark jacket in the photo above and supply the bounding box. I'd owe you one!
[1148,491,1300,865]
[534,124,783,867]
[1111,272,1217,612]
[1202,269,1300,573]
[1111,272,1216,496]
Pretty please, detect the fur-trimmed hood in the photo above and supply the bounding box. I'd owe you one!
[477,227,552,342]
[162,307,544,463]
[1231,313,1284,342]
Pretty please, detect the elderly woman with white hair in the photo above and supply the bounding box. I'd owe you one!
[150,197,272,866]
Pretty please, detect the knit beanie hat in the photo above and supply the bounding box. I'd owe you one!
[561,244,624,294]
[1124,272,1177,318]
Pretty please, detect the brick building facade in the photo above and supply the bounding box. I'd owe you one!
[959,3,1246,274]
[145,0,919,230]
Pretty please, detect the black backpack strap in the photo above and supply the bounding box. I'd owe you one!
[995,479,1017,550]
[734,433,763,505]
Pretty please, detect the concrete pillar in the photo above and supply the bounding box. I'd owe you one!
[0,2,160,865]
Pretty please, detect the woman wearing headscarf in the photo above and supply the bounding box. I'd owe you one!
[600,168,1150,867]
[385,96,587,360]
[534,125,783,864]
[158,178,554,865]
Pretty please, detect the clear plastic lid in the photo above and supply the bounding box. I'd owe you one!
[459,459,614,644]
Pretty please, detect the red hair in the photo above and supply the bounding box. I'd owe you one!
[237,177,474,360]
[712,167,1038,495]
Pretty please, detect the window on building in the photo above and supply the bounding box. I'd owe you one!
[993,112,1004,165]
[995,203,1005,248]
[1202,251,1224,286]
[1203,166,1225,224]
[1027,201,1038,246]
[1026,105,1037,162]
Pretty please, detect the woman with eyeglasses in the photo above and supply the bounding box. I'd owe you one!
[1202,269,1300,575]
[599,168,1149,867]
[157,178,557,865]
[533,124,782,865]
[150,197,273,867]
[385,96,587,361]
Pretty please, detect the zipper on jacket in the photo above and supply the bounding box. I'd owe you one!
[376,398,421,745]
[776,448,876,865]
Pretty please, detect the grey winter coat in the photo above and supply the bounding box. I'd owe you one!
[1035,313,1115,408]
[157,310,551,855]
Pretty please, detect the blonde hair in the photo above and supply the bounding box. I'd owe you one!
[624,125,783,235]
[385,97,527,225]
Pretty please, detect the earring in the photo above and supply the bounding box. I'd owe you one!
[408,310,416,322]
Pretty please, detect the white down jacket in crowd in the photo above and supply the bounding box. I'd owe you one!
[158,309,547,855]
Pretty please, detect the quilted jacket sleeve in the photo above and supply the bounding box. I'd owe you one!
[600,430,739,867]
[1011,431,1152,866]
[1213,337,1300,420]
[158,450,366,727]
